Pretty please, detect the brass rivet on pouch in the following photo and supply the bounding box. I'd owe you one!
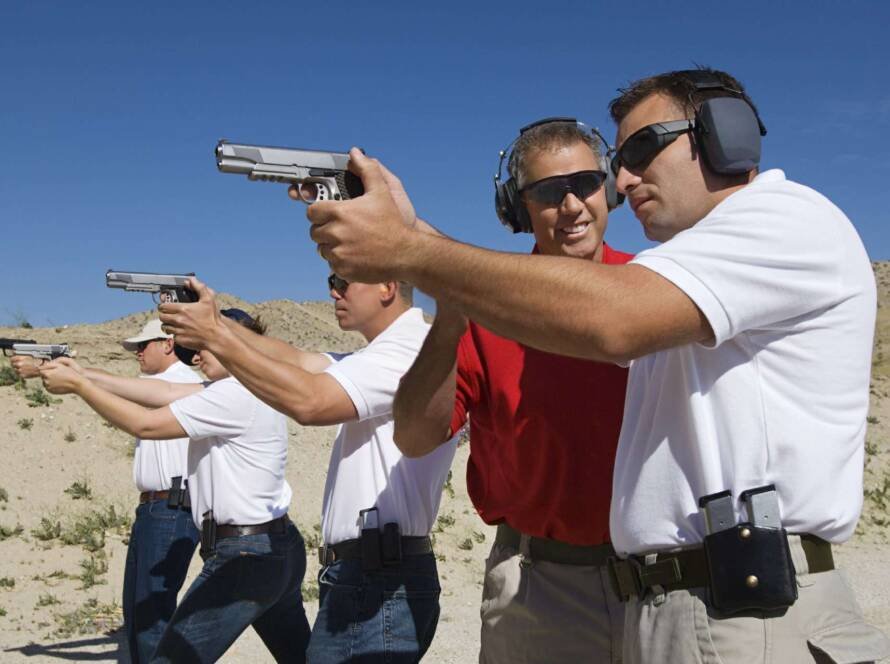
[739,527,752,539]
[746,575,759,588]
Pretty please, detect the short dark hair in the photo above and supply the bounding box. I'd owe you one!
[509,121,601,188]
[608,67,759,126]
[220,308,267,336]
[397,281,414,306]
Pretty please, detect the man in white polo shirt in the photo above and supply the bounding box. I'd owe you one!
[12,319,201,664]
[38,309,311,663]
[298,69,890,662]
[158,274,456,663]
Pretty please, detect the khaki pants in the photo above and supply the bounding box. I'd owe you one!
[623,537,890,664]
[479,541,624,664]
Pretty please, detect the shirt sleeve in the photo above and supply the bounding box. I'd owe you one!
[168,379,256,440]
[449,327,481,437]
[631,183,844,347]
[324,336,420,422]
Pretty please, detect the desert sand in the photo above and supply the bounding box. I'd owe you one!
[2,270,890,662]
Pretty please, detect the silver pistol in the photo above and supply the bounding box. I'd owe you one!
[215,140,365,202]
[106,270,197,304]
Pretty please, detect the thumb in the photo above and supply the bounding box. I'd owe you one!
[186,277,215,302]
[347,147,387,194]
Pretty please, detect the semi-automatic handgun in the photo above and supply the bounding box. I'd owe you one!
[215,140,364,202]
[1,338,38,356]
[10,343,72,361]
[106,270,197,304]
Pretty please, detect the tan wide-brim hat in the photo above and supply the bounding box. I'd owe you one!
[121,319,173,352]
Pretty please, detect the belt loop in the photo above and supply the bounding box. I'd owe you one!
[519,532,533,568]
[785,534,808,575]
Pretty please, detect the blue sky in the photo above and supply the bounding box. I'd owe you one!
[2,1,888,325]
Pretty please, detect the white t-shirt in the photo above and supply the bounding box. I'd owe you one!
[321,307,457,545]
[133,361,203,492]
[611,170,876,556]
[169,377,292,527]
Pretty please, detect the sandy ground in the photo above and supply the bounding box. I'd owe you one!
[2,274,890,662]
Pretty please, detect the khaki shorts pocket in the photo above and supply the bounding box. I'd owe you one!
[807,620,890,664]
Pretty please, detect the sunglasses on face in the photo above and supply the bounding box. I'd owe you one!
[136,338,165,352]
[520,170,607,207]
[610,120,694,176]
[328,274,349,295]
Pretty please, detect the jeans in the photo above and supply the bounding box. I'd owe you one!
[308,553,441,663]
[122,499,199,664]
[151,521,311,663]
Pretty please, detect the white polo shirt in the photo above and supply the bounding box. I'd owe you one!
[611,170,876,555]
[169,377,292,527]
[133,361,203,493]
[321,307,457,545]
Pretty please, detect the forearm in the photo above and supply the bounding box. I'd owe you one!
[398,233,702,362]
[74,380,161,439]
[223,319,329,372]
[207,325,330,423]
[393,304,465,458]
[83,369,189,407]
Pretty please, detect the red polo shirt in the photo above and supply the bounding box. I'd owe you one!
[449,243,633,546]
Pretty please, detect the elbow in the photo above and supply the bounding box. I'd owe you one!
[393,422,429,458]
[286,393,329,427]
[393,412,448,459]
[593,327,640,365]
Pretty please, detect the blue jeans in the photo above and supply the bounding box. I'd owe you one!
[122,499,199,664]
[150,521,311,663]
[308,553,441,663]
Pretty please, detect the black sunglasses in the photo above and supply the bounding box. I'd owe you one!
[328,274,349,295]
[611,120,694,175]
[520,170,606,207]
[136,338,165,352]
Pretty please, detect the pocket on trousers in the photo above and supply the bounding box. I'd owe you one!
[807,621,890,663]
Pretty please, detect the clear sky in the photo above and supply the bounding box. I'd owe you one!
[2,1,888,325]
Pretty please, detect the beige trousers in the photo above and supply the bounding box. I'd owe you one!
[623,537,890,664]
[479,541,624,664]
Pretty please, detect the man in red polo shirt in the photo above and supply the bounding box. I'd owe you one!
[393,119,631,663]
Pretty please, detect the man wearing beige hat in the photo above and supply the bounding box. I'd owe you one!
[14,318,202,663]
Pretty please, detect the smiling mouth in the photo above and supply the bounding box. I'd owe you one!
[557,222,590,237]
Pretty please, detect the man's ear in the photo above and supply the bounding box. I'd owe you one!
[379,282,398,306]
[160,338,176,355]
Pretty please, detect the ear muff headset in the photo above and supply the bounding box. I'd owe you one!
[681,70,767,175]
[494,117,624,234]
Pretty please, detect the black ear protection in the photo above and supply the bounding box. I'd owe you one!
[494,117,624,234]
[681,70,767,175]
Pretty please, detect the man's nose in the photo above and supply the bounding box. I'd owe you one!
[559,192,585,214]
[615,166,640,195]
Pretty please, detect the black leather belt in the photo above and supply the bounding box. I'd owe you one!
[319,535,433,567]
[214,515,289,539]
[608,533,835,601]
[495,523,615,566]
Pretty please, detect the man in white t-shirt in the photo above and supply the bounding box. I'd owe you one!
[158,274,456,663]
[38,309,311,663]
[297,69,890,662]
[12,319,201,664]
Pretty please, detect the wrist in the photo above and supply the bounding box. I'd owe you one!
[396,227,433,283]
[207,320,236,357]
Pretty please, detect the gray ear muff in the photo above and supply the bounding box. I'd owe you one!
[495,177,527,233]
[695,97,763,174]
[600,154,624,210]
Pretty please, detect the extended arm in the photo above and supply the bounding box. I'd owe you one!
[206,322,356,426]
[222,317,331,372]
[307,150,712,363]
[393,303,466,457]
[158,279,356,425]
[40,363,187,440]
[46,359,203,407]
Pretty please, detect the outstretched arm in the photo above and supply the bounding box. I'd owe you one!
[160,279,356,426]
[40,362,187,440]
[49,358,202,407]
[306,150,712,363]
[393,303,466,458]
